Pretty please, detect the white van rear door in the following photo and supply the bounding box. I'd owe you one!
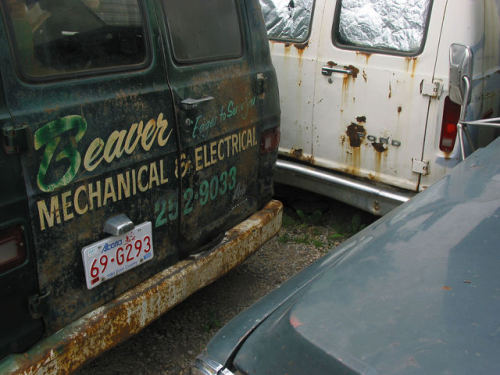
[312,0,446,191]
[262,0,324,161]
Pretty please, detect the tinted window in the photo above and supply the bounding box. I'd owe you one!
[260,0,314,42]
[163,0,242,63]
[334,0,432,54]
[4,0,147,79]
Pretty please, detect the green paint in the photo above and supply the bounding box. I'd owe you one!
[34,115,87,192]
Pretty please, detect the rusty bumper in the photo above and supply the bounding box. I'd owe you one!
[0,200,283,375]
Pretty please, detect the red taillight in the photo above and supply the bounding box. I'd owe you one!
[439,96,461,153]
[0,226,26,273]
[260,127,280,154]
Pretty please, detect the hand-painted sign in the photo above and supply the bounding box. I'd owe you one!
[34,113,172,192]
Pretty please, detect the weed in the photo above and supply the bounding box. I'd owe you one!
[294,235,311,245]
[278,233,291,244]
[328,233,344,241]
[312,239,324,248]
[282,213,296,228]
[203,312,221,332]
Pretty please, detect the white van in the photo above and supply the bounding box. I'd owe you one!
[260,0,500,214]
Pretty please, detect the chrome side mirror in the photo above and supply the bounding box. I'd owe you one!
[449,43,473,105]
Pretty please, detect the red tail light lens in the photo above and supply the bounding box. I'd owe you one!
[439,96,461,153]
[0,226,26,273]
[260,127,280,154]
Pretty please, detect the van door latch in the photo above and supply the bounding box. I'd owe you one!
[2,124,29,155]
[412,158,429,175]
[180,96,214,111]
[420,79,443,98]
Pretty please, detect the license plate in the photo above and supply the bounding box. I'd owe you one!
[81,222,154,290]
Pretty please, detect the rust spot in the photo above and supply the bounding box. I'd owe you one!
[405,57,418,78]
[284,42,291,47]
[356,116,366,123]
[44,106,60,114]
[442,286,452,291]
[327,61,338,67]
[362,70,367,82]
[345,65,359,79]
[397,106,402,114]
[346,123,366,147]
[356,51,372,63]
[289,148,314,163]
[290,315,303,328]
[290,148,304,158]
[294,42,309,50]
[372,142,387,153]
[388,83,392,98]
[298,80,302,87]
[340,134,346,147]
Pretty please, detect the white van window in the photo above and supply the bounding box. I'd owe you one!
[260,0,314,42]
[163,0,242,63]
[4,0,148,79]
[335,0,432,54]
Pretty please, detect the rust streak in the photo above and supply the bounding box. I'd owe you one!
[294,42,309,50]
[356,51,372,64]
[405,57,418,78]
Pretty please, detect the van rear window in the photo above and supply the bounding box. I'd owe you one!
[3,0,148,79]
[333,0,432,55]
[163,0,242,63]
[260,0,314,42]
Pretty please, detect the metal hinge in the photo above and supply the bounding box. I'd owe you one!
[29,289,51,319]
[2,124,29,155]
[420,79,443,98]
[412,158,429,175]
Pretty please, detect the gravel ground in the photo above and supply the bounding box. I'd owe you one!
[76,186,376,375]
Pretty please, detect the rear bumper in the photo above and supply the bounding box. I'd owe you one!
[0,200,283,375]
[275,159,414,215]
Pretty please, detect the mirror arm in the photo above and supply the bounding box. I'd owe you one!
[457,76,472,161]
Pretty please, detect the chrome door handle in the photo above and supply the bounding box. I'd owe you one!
[180,96,214,110]
[321,66,353,76]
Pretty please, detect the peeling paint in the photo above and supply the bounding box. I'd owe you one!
[346,123,366,147]
[372,142,387,153]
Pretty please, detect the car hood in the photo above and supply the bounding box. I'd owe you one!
[232,140,500,375]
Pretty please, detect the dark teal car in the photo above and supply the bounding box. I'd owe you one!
[193,137,500,375]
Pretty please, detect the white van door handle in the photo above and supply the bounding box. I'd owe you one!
[321,66,353,76]
[180,96,214,110]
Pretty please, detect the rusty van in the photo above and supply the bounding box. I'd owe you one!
[0,0,281,373]
[260,0,500,215]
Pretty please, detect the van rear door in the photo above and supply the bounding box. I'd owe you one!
[159,0,269,254]
[0,0,180,333]
[311,0,446,192]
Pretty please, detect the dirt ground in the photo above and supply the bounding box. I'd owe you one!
[76,186,376,375]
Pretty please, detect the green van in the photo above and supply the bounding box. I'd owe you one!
[0,0,281,373]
